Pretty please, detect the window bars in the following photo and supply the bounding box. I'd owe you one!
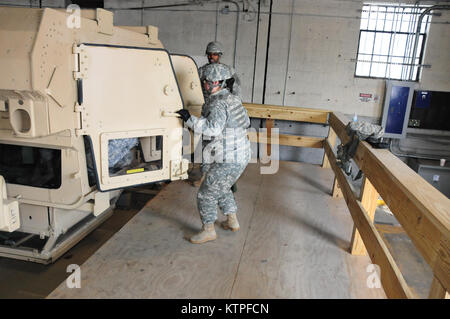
[355,3,432,81]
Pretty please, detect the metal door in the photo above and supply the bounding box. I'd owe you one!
[75,44,188,191]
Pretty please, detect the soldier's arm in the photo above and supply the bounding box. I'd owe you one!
[185,102,227,137]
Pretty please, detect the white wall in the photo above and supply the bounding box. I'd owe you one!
[4,0,447,118]
[1,0,447,163]
[106,0,450,118]
[421,6,450,91]
[111,1,263,106]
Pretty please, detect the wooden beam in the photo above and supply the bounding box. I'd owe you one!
[322,127,337,168]
[429,276,449,299]
[329,112,450,292]
[350,177,379,255]
[329,112,351,144]
[266,119,274,157]
[243,103,329,124]
[189,103,330,124]
[323,126,340,198]
[278,134,323,148]
[324,140,415,299]
[247,132,324,148]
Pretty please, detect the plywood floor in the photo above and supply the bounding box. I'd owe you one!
[48,161,386,299]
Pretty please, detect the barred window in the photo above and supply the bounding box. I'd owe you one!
[355,3,432,81]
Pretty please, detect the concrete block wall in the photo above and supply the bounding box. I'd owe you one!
[105,0,450,119]
[103,0,449,163]
[2,0,448,115]
[1,0,449,163]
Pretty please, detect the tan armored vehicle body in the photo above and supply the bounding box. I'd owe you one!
[0,7,204,263]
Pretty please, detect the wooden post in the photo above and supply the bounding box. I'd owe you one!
[429,276,450,299]
[266,119,274,157]
[322,127,337,168]
[330,112,450,292]
[324,140,415,298]
[327,127,342,198]
[350,177,379,255]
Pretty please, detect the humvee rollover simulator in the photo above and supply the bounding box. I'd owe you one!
[0,7,203,263]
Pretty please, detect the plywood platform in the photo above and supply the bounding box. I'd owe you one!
[48,161,386,299]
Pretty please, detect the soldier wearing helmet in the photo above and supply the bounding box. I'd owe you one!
[176,63,251,244]
[190,41,242,188]
[198,41,241,99]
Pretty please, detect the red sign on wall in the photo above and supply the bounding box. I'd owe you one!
[359,93,373,102]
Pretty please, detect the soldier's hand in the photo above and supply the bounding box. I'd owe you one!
[175,109,191,122]
[226,78,235,93]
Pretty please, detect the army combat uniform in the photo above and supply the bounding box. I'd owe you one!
[188,41,243,188]
[194,64,241,181]
[108,138,139,173]
[185,89,250,224]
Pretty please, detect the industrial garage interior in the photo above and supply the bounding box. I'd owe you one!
[0,0,449,303]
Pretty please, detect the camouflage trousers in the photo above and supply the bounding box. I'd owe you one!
[197,161,249,224]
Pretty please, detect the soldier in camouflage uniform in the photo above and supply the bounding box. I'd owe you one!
[198,41,241,99]
[108,138,139,174]
[190,41,242,188]
[176,63,251,244]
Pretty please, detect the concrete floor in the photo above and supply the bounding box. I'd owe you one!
[0,189,154,299]
[48,161,385,298]
[373,207,433,298]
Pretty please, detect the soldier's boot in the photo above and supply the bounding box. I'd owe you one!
[190,223,217,244]
[222,213,240,232]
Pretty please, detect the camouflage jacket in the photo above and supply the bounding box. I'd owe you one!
[186,89,250,164]
[108,138,138,168]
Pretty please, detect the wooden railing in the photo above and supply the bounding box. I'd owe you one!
[240,102,450,299]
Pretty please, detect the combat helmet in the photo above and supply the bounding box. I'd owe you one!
[202,63,232,83]
[205,41,224,55]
